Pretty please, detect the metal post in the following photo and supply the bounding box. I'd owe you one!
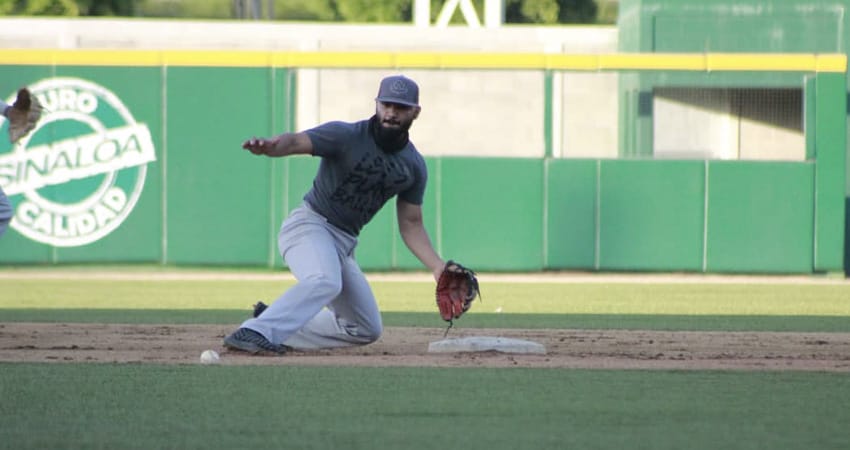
[251,0,261,19]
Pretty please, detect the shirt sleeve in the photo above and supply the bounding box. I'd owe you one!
[304,121,353,158]
[398,151,427,205]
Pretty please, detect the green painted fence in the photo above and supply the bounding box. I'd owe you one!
[0,51,845,274]
[619,0,850,272]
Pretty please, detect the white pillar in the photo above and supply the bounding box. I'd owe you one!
[414,0,430,27]
[296,40,321,131]
[545,43,563,157]
[483,0,504,28]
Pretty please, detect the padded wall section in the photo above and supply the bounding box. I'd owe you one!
[546,159,598,269]
[440,158,544,271]
[706,161,814,273]
[598,160,705,271]
[165,67,273,265]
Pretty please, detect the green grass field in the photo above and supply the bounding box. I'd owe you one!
[1,269,849,450]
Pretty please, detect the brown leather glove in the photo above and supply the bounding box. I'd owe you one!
[5,88,43,143]
[435,260,481,324]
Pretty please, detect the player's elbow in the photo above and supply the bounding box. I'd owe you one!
[397,213,424,238]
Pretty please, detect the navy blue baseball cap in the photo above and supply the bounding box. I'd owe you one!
[375,75,419,107]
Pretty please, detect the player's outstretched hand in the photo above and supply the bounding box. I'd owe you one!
[242,137,276,155]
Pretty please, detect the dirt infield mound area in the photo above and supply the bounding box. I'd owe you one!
[2,323,849,371]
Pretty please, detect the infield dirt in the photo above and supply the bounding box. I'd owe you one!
[2,323,849,371]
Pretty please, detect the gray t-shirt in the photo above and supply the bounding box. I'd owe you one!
[304,119,427,236]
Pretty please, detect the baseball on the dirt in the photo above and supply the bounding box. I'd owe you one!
[200,349,220,364]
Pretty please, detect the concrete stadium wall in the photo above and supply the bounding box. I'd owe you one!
[0,18,619,158]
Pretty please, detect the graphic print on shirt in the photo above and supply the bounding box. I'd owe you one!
[330,152,411,223]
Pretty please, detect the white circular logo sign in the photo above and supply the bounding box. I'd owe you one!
[0,78,156,247]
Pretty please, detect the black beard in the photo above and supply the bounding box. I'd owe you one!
[369,115,410,153]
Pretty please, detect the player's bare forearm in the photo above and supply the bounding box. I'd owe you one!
[401,226,444,281]
[242,132,313,157]
[397,201,444,281]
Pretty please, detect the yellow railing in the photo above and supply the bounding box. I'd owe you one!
[0,49,845,72]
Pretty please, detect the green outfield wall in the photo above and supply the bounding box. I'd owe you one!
[619,0,850,273]
[0,50,845,274]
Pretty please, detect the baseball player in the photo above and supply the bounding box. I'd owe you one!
[1,94,40,238]
[0,186,9,239]
[223,75,447,355]
[1,99,13,237]
[1,98,11,237]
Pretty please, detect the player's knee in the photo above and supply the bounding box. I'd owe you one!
[341,319,382,344]
[301,274,343,299]
[359,323,382,344]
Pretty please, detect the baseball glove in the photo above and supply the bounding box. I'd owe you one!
[5,88,43,144]
[436,260,480,332]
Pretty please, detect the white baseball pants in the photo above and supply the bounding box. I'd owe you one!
[240,204,382,350]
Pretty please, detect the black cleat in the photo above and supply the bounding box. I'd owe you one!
[223,328,288,355]
[252,301,268,318]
